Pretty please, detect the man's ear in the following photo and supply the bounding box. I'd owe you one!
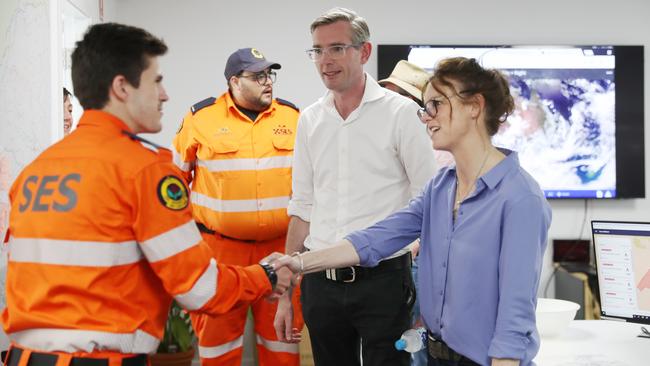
[360,41,372,65]
[109,75,129,102]
[229,76,241,92]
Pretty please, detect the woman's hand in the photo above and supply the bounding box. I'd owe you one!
[271,254,302,273]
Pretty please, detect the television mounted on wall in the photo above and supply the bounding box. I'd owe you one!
[378,45,645,199]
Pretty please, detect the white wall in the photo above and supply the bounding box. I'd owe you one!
[0,0,119,350]
[114,0,650,296]
[66,0,110,21]
[0,1,53,351]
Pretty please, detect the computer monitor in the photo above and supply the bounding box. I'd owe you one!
[592,220,650,324]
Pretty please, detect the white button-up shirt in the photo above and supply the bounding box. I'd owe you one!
[288,74,436,256]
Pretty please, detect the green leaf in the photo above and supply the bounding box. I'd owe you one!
[170,316,192,352]
[158,301,196,353]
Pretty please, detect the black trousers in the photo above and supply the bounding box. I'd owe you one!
[301,259,414,366]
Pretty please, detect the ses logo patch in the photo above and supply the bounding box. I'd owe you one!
[157,176,189,210]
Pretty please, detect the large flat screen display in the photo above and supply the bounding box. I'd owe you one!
[378,45,644,199]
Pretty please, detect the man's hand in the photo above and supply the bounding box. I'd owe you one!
[274,293,302,343]
[264,266,294,302]
[409,239,420,258]
[260,252,295,301]
[270,254,302,273]
[275,266,293,295]
[260,252,284,265]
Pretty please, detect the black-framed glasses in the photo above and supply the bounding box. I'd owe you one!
[305,44,362,61]
[417,99,444,121]
[238,71,277,85]
[416,90,475,121]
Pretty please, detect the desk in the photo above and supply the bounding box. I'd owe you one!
[534,320,649,365]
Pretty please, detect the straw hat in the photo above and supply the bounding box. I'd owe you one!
[378,60,429,102]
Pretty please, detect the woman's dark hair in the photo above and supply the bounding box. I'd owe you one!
[71,22,167,110]
[63,87,72,99]
[424,57,514,136]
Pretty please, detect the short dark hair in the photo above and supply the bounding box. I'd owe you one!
[71,23,167,110]
[63,87,72,99]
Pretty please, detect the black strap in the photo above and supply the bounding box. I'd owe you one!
[275,98,299,111]
[191,97,216,114]
[426,332,475,363]
[195,222,258,243]
[324,252,411,282]
[121,130,165,151]
[5,348,147,366]
[196,222,216,235]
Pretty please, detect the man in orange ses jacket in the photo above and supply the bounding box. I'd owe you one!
[172,48,302,366]
[2,23,293,366]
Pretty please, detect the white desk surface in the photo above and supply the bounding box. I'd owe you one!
[534,320,650,366]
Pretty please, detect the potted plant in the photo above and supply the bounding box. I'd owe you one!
[150,300,196,366]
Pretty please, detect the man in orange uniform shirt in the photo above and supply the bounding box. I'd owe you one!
[2,23,293,366]
[173,48,302,366]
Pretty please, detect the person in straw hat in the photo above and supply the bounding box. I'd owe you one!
[379,60,430,106]
[381,60,456,171]
[379,60,431,366]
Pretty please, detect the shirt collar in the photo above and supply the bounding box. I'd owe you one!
[445,148,518,190]
[480,148,518,189]
[77,110,133,134]
[321,72,385,109]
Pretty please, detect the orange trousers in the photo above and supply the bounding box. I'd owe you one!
[192,232,303,366]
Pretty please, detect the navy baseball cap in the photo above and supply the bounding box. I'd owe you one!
[224,48,281,80]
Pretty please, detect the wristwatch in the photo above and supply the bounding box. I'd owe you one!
[259,263,277,289]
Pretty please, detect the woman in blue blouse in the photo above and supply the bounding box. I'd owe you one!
[274,57,551,366]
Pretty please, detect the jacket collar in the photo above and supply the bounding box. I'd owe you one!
[77,110,133,134]
[224,91,276,122]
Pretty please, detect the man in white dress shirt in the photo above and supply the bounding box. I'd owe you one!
[273,7,436,366]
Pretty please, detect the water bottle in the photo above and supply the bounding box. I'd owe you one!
[394,327,427,352]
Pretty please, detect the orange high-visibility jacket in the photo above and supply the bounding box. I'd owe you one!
[2,110,271,354]
[172,93,299,241]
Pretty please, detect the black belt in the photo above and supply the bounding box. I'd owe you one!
[4,348,147,366]
[196,222,256,243]
[321,252,411,283]
[427,332,476,364]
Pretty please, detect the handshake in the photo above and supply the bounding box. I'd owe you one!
[259,240,357,301]
[259,252,303,301]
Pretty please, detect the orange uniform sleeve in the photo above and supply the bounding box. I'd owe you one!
[171,112,198,184]
[132,160,272,316]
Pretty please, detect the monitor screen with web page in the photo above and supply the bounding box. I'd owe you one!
[592,220,650,324]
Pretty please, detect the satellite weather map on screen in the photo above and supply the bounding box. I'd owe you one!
[407,46,616,199]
